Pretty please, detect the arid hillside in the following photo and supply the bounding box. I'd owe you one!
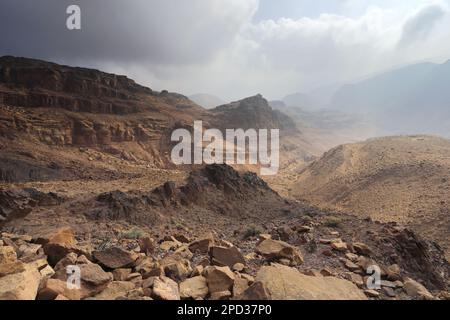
[1,164,449,300]
[289,135,450,259]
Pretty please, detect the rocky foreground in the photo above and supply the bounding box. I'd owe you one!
[1,224,448,300]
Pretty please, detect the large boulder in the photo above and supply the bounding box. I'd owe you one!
[235,282,270,300]
[256,239,303,266]
[94,281,136,300]
[138,236,156,255]
[0,265,41,300]
[188,234,214,254]
[40,263,113,300]
[160,255,192,282]
[93,247,136,269]
[210,246,245,268]
[204,266,235,294]
[403,278,434,300]
[179,276,209,300]
[152,276,180,300]
[255,264,367,300]
[40,228,79,265]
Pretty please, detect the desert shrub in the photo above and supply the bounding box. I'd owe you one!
[323,215,344,228]
[243,225,262,239]
[120,228,144,240]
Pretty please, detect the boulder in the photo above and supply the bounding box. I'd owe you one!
[160,241,180,251]
[385,264,401,281]
[345,253,359,262]
[233,263,245,272]
[403,278,434,300]
[255,265,367,300]
[343,259,361,272]
[353,242,373,256]
[38,279,83,300]
[138,236,155,255]
[78,263,113,287]
[233,277,249,297]
[174,246,193,260]
[0,265,41,300]
[40,263,112,300]
[54,252,78,272]
[331,240,348,252]
[94,281,135,300]
[188,234,214,254]
[205,266,235,293]
[113,268,132,281]
[160,255,192,281]
[256,239,303,265]
[152,276,180,300]
[235,282,270,300]
[346,273,364,287]
[179,276,209,299]
[42,228,79,265]
[93,247,136,269]
[39,265,55,289]
[210,246,245,268]
[18,243,42,258]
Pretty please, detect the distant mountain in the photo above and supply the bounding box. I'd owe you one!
[283,84,341,110]
[189,93,225,109]
[331,60,450,137]
[283,92,312,109]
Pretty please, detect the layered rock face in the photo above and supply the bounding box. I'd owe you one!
[0,56,201,147]
[0,55,157,115]
[0,56,209,182]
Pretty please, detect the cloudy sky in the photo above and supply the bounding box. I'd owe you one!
[1,0,450,100]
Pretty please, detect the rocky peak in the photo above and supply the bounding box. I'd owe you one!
[211,94,297,132]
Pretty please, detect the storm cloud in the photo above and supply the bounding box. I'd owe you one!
[1,0,450,100]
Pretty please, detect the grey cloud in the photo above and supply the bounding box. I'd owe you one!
[1,1,450,101]
[0,0,256,66]
[399,4,446,47]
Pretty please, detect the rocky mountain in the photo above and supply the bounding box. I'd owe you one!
[0,56,215,183]
[288,135,450,260]
[211,94,297,133]
[189,93,225,109]
[0,56,310,184]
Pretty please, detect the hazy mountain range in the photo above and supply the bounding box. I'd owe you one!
[189,93,226,109]
[283,60,450,137]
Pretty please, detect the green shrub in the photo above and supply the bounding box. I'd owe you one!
[323,215,344,228]
[243,225,262,239]
[120,228,144,240]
